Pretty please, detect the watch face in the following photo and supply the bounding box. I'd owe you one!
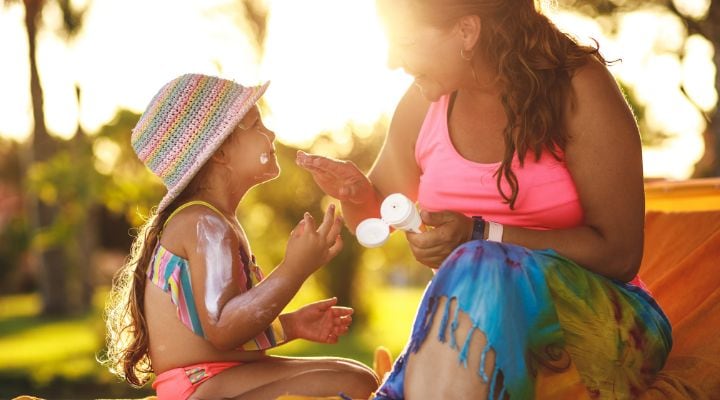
[471,216,485,241]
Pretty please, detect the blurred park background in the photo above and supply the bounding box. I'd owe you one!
[0,0,718,398]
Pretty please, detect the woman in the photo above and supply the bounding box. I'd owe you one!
[297,0,671,398]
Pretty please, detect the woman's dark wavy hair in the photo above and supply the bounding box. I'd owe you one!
[385,0,607,208]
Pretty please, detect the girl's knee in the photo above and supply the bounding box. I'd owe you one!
[337,367,379,398]
[322,359,378,397]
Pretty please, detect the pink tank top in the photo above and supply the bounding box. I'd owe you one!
[415,94,584,229]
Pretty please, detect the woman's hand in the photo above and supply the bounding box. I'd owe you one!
[281,297,353,344]
[406,210,474,268]
[284,204,344,277]
[296,150,375,205]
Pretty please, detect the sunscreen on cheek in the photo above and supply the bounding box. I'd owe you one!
[260,152,269,165]
[196,215,233,324]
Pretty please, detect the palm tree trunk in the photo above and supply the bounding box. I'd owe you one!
[24,0,69,315]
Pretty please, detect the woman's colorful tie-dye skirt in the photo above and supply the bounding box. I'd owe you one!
[374,240,672,399]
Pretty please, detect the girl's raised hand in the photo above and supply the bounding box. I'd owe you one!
[282,297,353,344]
[296,151,374,205]
[284,204,344,277]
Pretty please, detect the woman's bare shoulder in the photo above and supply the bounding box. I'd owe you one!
[570,56,623,100]
[390,84,432,141]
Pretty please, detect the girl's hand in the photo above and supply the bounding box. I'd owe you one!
[296,150,375,205]
[282,297,353,344]
[406,210,473,268]
[284,204,344,277]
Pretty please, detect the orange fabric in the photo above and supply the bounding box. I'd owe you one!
[639,210,720,399]
[644,178,720,212]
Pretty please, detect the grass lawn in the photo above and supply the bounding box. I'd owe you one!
[0,285,424,399]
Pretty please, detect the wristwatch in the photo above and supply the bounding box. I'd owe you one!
[470,216,485,241]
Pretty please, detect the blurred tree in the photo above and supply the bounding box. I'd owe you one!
[556,0,719,176]
[3,0,89,314]
[0,139,30,293]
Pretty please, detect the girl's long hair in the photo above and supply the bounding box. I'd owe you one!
[400,0,607,208]
[102,165,215,386]
[102,204,172,387]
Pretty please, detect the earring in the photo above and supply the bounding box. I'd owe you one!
[460,48,473,61]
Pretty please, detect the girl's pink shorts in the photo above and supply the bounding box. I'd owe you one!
[153,361,242,400]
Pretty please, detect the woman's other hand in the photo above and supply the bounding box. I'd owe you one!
[281,297,353,344]
[406,210,473,268]
[296,150,375,205]
[284,204,344,277]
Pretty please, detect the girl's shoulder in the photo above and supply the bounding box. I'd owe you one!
[160,203,236,259]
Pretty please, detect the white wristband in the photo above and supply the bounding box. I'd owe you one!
[487,221,504,242]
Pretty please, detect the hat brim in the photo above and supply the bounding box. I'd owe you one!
[155,80,270,214]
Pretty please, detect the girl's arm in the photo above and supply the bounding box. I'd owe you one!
[176,205,343,351]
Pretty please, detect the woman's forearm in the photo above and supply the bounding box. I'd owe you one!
[501,224,642,282]
[339,189,384,232]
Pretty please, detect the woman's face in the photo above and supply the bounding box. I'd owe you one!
[224,106,280,184]
[381,2,470,101]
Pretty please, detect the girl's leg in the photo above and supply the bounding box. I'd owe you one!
[191,356,378,400]
[404,297,498,400]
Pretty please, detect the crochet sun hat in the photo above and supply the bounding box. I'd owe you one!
[131,73,269,213]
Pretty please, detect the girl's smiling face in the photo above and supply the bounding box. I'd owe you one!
[224,106,280,184]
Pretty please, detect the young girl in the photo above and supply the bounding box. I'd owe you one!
[104,73,379,400]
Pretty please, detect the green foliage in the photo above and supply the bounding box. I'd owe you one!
[0,138,30,294]
[0,285,425,398]
[91,109,164,224]
[0,292,154,398]
[27,148,102,248]
[0,215,31,293]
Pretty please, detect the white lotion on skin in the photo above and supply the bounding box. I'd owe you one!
[196,215,234,324]
[259,152,269,165]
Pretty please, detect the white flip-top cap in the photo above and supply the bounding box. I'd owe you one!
[380,193,414,226]
[355,218,390,248]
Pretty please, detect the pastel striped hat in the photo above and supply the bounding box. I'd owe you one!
[131,73,269,212]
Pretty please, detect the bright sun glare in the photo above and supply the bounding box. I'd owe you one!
[260,0,411,147]
[0,0,716,179]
